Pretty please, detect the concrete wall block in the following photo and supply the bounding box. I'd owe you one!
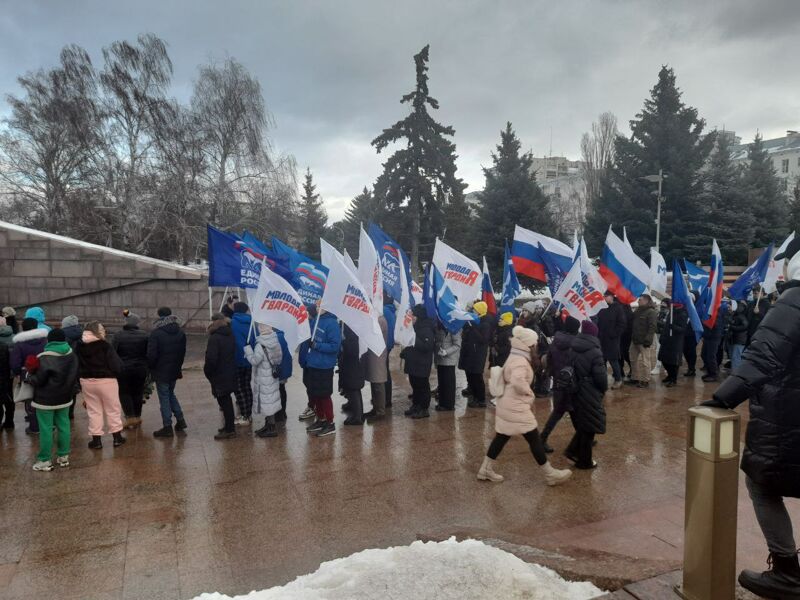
[0,248,16,259]
[133,262,156,278]
[0,231,7,245]
[151,291,179,309]
[54,261,94,278]
[12,260,50,277]
[50,247,83,261]
[18,248,50,260]
[20,240,50,249]
[7,230,31,241]
[103,260,135,278]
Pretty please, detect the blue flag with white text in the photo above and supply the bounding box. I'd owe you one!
[728,243,774,301]
[368,223,414,304]
[270,237,329,305]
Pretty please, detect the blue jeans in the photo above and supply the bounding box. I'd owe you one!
[156,380,183,427]
[731,344,745,370]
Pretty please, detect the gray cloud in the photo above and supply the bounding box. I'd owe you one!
[1,0,799,221]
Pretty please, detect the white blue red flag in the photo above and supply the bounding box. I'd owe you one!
[511,225,572,283]
[481,257,497,315]
[599,227,650,304]
[697,239,724,328]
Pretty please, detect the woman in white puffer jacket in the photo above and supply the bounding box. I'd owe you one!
[245,324,283,438]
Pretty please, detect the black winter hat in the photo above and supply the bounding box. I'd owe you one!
[157,307,172,318]
[47,328,66,342]
[22,317,38,332]
[411,304,428,319]
[233,302,249,314]
[563,316,581,335]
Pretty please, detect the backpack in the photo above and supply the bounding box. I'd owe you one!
[488,365,505,398]
[553,365,579,394]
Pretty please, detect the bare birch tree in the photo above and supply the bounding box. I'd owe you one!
[581,111,618,212]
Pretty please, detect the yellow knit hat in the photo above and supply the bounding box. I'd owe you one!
[499,312,513,326]
[473,301,488,317]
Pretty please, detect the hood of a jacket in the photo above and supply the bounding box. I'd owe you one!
[13,328,48,344]
[208,319,230,335]
[552,331,574,351]
[256,332,278,346]
[43,341,72,355]
[572,332,601,354]
[24,306,46,324]
[0,325,13,340]
[154,315,182,334]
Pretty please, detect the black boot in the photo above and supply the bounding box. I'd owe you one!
[175,418,187,432]
[256,421,278,438]
[88,435,102,449]
[153,425,174,438]
[739,553,800,599]
[113,431,126,447]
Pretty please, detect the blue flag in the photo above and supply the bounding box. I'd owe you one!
[500,241,521,316]
[239,231,294,282]
[728,243,774,301]
[270,237,329,305]
[539,242,569,296]
[672,259,704,343]
[207,224,261,288]
[683,260,709,293]
[432,266,480,334]
[368,223,414,305]
[422,264,438,320]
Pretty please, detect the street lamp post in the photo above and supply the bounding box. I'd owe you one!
[641,169,665,253]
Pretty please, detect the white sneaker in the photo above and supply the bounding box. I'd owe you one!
[234,416,251,426]
[56,455,70,468]
[299,406,316,421]
[32,460,53,472]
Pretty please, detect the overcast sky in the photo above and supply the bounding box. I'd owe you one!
[1,0,798,221]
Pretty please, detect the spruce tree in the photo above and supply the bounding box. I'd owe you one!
[297,168,328,260]
[742,133,788,248]
[584,67,715,262]
[697,133,752,265]
[341,186,379,254]
[371,45,467,276]
[472,122,554,285]
[790,181,800,235]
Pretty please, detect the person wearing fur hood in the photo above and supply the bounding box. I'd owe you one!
[477,326,572,487]
[244,323,283,438]
[10,318,48,434]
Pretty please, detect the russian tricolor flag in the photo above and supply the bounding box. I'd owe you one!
[481,257,497,315]
[511,225,573,283]
[698,239,724,328]
[599,227,650,305]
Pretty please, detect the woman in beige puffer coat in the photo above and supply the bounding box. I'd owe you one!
[477,326,572,487]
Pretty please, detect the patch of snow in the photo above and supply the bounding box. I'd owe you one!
[191,538,604,600]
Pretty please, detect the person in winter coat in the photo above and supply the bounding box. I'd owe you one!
[728,300,749,370]
[490,312,514,368]
[76,321,126,449]
[620,303,634,378]
[363,315,389,420]
[746,289,770,347]
[596,293,627,388]
[657,299,688,386]
[565,321,607,469]
[701,305,726,383]
[10,318,48,434]
[275,329,292,422]
[401,304,435,419]
[230,302,255,425]
[628,294,658,388]
[28,328,79,471]
[540,316,581,453]
[147,307,187,438]
[339,325,366,426]
[703,240,800,598]
[245,323,283,437]
[0,316,14,429]
[434,323,461,412]
[383,296,397,407]
[477,326,572,487]
[299,307,341,437]
[2,307,19,334]
[204,313,238,439]
[461,301,492,408]
[519,301,553,398]
[683,290,701,377]
[61,315,83,419]
[221,294,239,319]
[24,306,51,331]
[111,313,149,428]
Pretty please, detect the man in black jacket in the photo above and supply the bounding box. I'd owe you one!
[597,293,627,389]
[148,307,187,438]
[204,313,238,439]
[401,305,435,419]
[704,239,800,598]
[111,313,149,428]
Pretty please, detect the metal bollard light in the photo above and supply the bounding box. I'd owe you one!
[675,406,741,600]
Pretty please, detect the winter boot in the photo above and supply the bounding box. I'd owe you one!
[153,425,174,438]
[739,553,800,599]
[214,430,238,440]
[88,435,103,449]
[113,431,126,447]
[175,418,187,432]
[256,422,278,438]
[477,456,504,482]
[541,462,572,486]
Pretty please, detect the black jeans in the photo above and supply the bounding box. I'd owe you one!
[541,390,569,439]
[607,359,622,382]
[487,429,547,465]
[466,372,485,403]
[216,393,235,433]
[385,352,393,406]
[118,371,147,418]
[566,428,595,468]
[25,398,38,432]
[684,336,697,372]
[344,388,363,420]
[664,363,679,382]
[0,385,13,425]
[702,337,721,377]
[409,375,431,410]
[436,365,456,409]
[276,383,287,421]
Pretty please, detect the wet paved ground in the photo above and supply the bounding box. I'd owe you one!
[1,343,798,600]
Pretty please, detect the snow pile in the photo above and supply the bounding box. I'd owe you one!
[192,538,604,600]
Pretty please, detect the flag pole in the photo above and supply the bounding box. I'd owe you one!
[218,286,229,313]
[208,287,213,320]
[754,286,764,314]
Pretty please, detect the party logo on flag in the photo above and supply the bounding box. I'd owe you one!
[238,250,262,287]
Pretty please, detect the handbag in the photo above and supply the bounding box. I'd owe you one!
[13,380,34,403]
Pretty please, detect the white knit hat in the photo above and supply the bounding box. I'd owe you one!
[512,325,539,349]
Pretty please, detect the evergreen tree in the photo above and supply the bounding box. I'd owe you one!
[584,67,715,262]
[697,133,752,265]
[371,45,467,277]
[341,186,380,254]
[790,180,800,236]
[742,133,788,248]
[472,122,554,285]
[297,168,328,260]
